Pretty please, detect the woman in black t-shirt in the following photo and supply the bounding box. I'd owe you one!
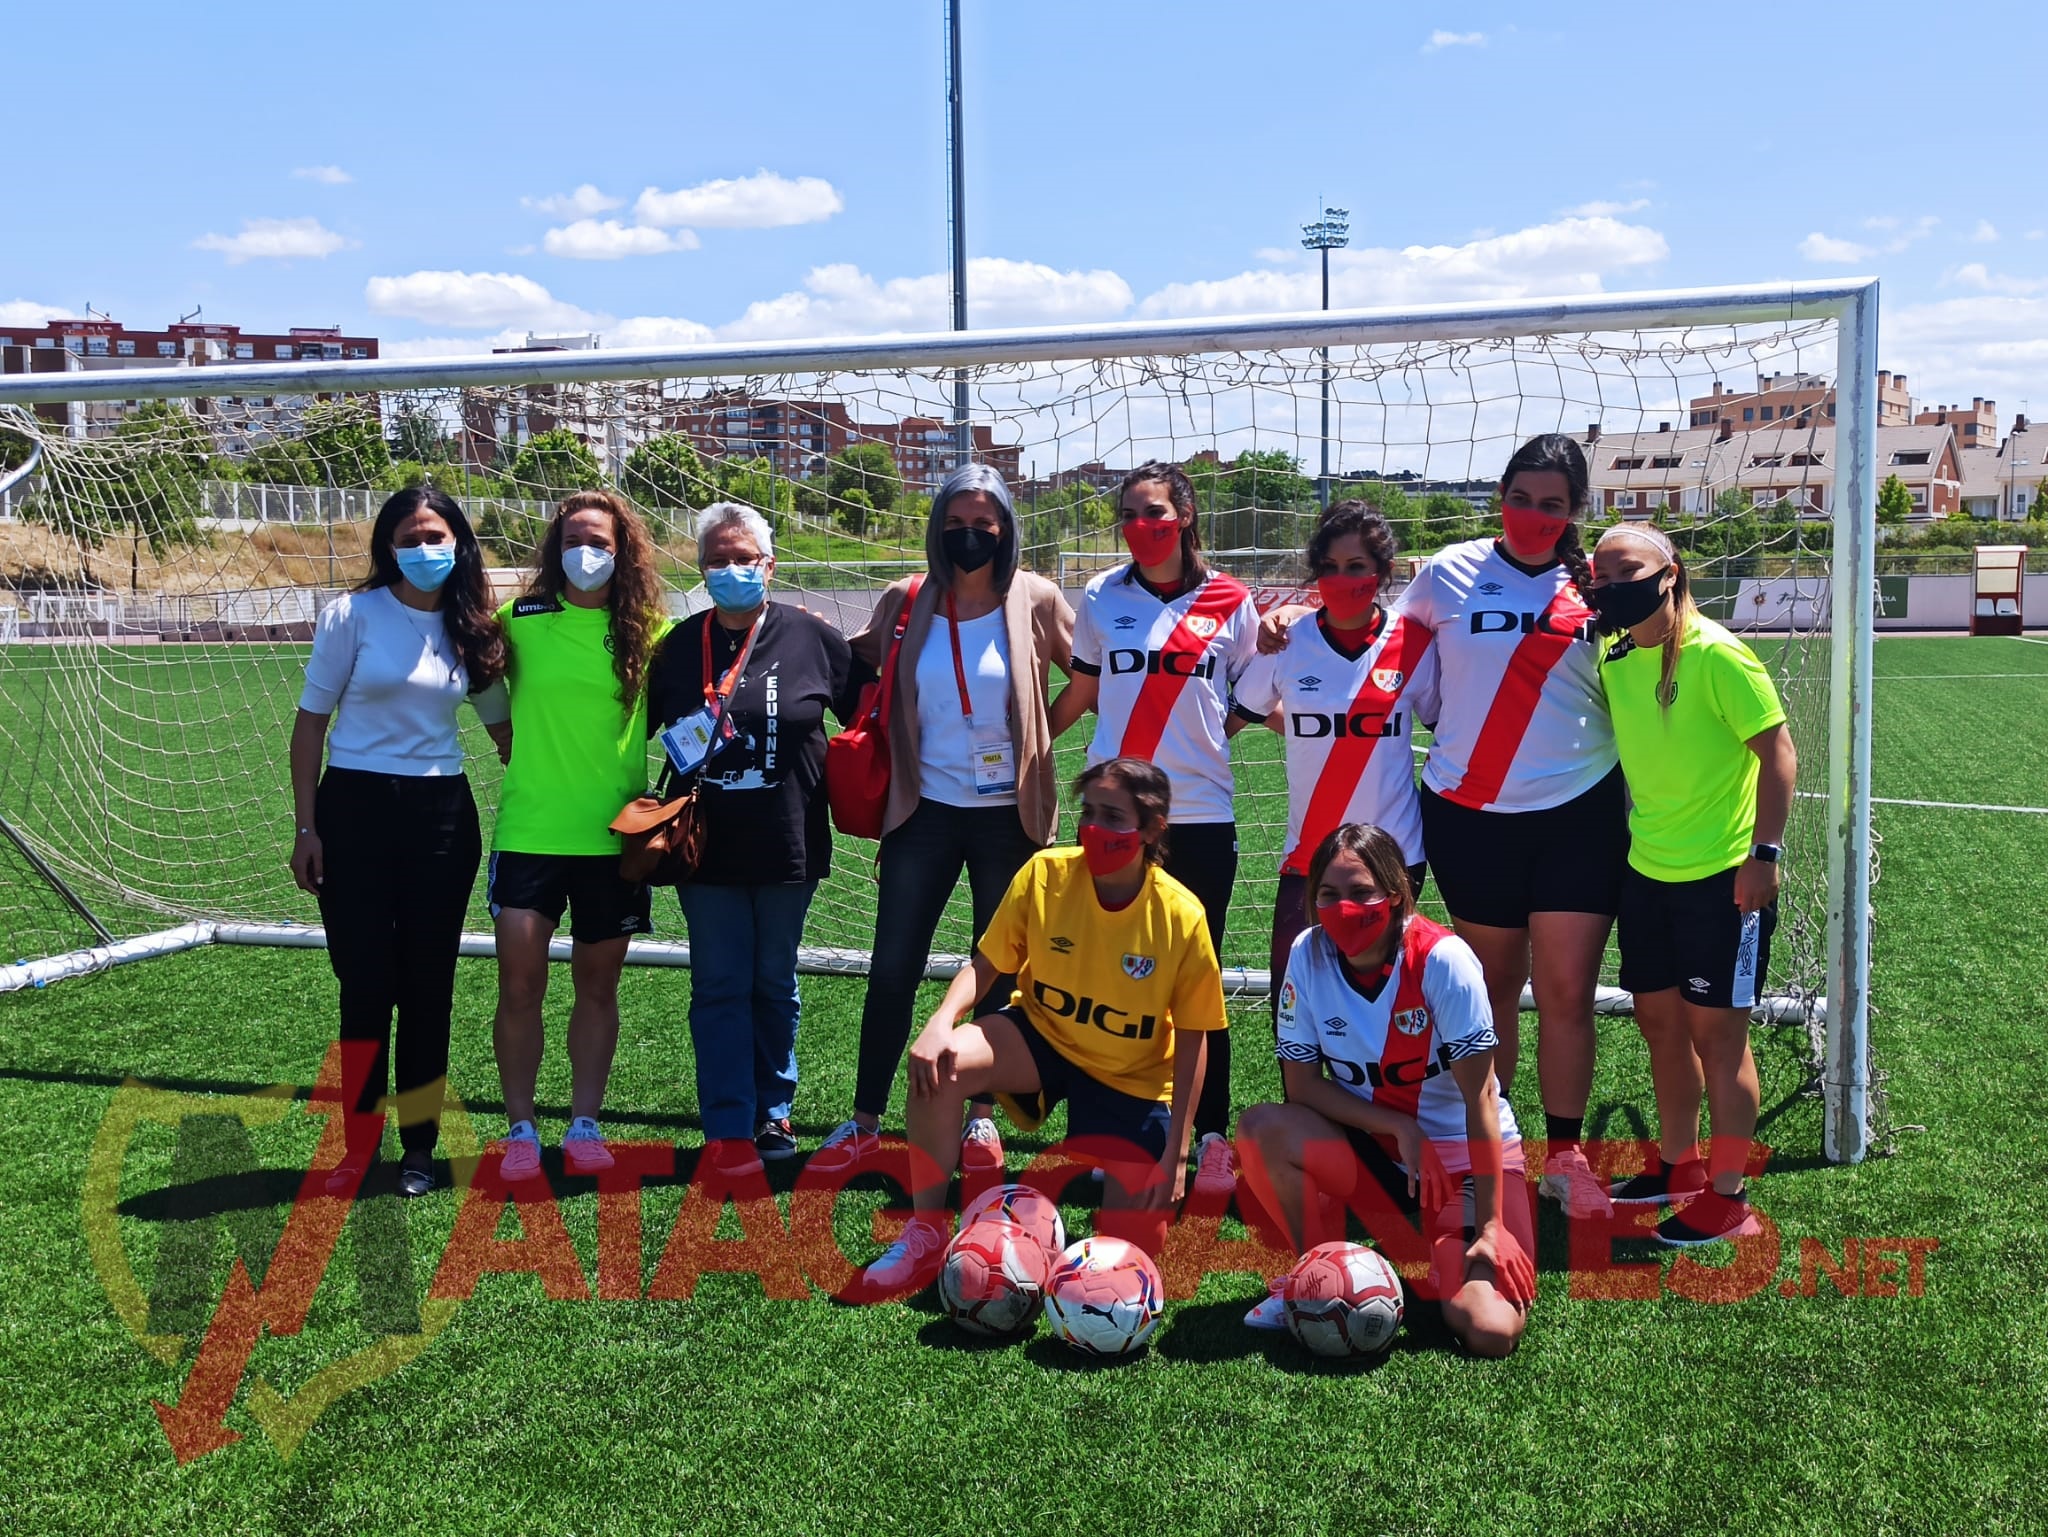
[645,502,861,1176]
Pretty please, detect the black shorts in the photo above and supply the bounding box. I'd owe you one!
[486,851,652,945]
[1617,864,1776,1010]
[1159,820,1237,955]
[1419,765,1627,929]
[989,1006,1174,1163]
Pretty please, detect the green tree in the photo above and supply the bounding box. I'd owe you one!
[241,436,317,487]
[836,488,877,536]
[1876,473,1913,528]
[387,404,452,466]
[826,442,901,512]
[1226,449,1317,512]
[298,401,393,489]
[508,428,604,497]
[2030,479,2048,524]
[621,433,717,511]
[60,401,208,553]
[716,456,794,517]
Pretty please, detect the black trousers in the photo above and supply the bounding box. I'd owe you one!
[855,798,1042,1119]
[314,767,482,1155]
[1159,821,1238,1140]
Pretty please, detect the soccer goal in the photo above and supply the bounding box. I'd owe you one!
[0,280,1881,1161]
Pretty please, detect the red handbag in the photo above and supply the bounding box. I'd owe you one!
[825,575,923,839]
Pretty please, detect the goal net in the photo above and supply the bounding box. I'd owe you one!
[0,284,1882,1158]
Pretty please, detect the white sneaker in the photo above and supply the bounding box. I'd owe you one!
[497,1124,543,1183]
[961,1116,1005,1174]
[1243,1275,1289,1330]
[861,1216,948,1291]
[1539,1145,1614,1220]
[561,1116,615,1175]
[807,1118,881,1176]
[1192,1132,1236,1200]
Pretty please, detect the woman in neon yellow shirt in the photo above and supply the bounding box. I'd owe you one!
[1589,523,1798,1247]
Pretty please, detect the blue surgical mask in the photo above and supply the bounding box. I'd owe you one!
[705,561,768,612]
[393,542,457,592]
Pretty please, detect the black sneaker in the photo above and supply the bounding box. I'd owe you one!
[755,1118,799,1161]
[1656,1187,1760,1247]
[397,1149,436,1198]
[1610,1156,1707,1206]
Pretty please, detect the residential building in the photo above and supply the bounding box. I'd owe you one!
[1961,415,2042,520]
[1914,397,1998,449]
[1687,368,1914,434]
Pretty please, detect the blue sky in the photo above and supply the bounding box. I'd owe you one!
[7,0,2046,417]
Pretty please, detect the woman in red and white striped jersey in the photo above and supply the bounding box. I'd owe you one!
[1232,501,1438,1020]
[1048,460,1260,1197]
[1394,433,1626,1220]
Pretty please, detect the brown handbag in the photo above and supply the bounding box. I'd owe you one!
[613,613,757,885]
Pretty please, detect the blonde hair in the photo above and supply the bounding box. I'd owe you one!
[1596,522,1695,710]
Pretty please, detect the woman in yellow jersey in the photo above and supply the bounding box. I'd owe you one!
[475,490,671,1182]
[861,757,1229,1290]
[1588,523,1798,1247]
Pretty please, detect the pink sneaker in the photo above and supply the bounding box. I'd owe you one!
[961,1116,1005,1174]
[807,1118,881,1176]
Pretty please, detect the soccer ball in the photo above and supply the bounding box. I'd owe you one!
[959,1182,1067,1262]
[939,1218,1052,1337]
[1282,1241,1404,1358]
[1043,1236,1164,1357]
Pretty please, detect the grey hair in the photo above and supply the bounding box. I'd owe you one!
[694,500,775,562]
[925,462,1020,593]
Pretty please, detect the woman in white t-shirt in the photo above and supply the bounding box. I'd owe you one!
[813,464,1076,1177]
[288,487,508,1198]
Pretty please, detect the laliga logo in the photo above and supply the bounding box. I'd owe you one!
[84,1042,476,1464]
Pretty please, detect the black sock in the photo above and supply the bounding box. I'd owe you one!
[1544,1114,1584,1150]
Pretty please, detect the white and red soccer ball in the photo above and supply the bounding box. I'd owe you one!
[1282,1241,1404,1357]
[939,1218,1053,1336]
[1043,1236,1164,1357]
[959,1182,1067,1261]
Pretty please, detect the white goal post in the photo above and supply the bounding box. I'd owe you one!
[0,279,1881,1163]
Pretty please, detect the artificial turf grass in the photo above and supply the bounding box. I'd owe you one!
[3,634,2046,1534]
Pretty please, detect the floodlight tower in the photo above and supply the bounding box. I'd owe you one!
[1301,204,1351,507]
[945,0,970,466]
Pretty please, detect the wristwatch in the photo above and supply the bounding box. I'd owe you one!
[1750,842,1782,864]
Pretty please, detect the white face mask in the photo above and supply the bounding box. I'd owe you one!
[562,544,616,592]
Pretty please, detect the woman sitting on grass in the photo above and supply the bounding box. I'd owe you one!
[861,757,1229,1291]
[1236,822,1536,1357]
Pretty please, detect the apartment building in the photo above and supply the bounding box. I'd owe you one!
[1688,368,1914,433]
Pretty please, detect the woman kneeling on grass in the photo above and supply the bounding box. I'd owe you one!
[1589,523,1796,1246]
[861,757,1229,1290]
[1237,823,1536,1357]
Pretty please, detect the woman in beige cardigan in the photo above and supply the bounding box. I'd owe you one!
[810,463,1076,1176]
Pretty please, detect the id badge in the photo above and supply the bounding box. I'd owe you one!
[969,720,1017,798]
[660,705,736,777]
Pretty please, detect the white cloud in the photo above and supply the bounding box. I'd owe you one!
[541,219,700,260]
[1798,232,1872,264]
[719,257,1132,340]
[364,270,601,330]
[1422,29,1486,51]
[1887,295,2048,407]
[1565,198,1650,217]
[1971,219,1999,244]
[1946,263,2048,298]
[377,329,531,360]
[634,171,844,230]
[1137,215,1668,317]
[609,315,718,349]
[2029,230,2047,242]
[292,165,352,185]
[193,216,353,264]
[0,299,72,327]
[521,184,624,219]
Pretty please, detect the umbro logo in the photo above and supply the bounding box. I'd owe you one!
[1298,674,1323,691]
[1323,1016,1347,1035]
[1113,615,1138,630]
[1688,976,1712,992]
[1050,935,1075,953]
[1478,581,1505,595]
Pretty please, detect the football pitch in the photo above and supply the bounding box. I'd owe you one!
[1,635,2044,1535]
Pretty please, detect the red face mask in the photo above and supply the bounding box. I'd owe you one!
[1501,503,1569,557]
[1316,571,1381,625]
[1079,821,1143,877]
[1317,897,1393,958]
[1121,515,1181,568]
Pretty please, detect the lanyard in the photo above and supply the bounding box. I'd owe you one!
[700,612,761,708]
[943,591,976,719]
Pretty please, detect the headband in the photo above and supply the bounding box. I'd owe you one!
[1594,522,1676,561]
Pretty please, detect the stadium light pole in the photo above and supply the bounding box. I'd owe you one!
[1301,204,1350,508]
[945,0,971,468]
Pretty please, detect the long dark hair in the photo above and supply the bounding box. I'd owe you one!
[1307,499,1399,580]
[1302,822,1415,928]
[1500,433,1594,598]
[1074,757,1172,866]
[525,488,665,710]
[361,487,506,689]
[1117,461,1209,583]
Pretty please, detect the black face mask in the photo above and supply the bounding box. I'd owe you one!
[1591,568,1671,633]
[942,525,1001,573]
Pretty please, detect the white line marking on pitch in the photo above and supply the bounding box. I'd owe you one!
[1798,792,2048,814]
[1875,673,2048,680]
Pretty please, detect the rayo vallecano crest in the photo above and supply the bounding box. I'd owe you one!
[1370,668,1405,693]
[1184,615,1220,640]
[1121,953,1157,980]
[1392,1006,1430,1037]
